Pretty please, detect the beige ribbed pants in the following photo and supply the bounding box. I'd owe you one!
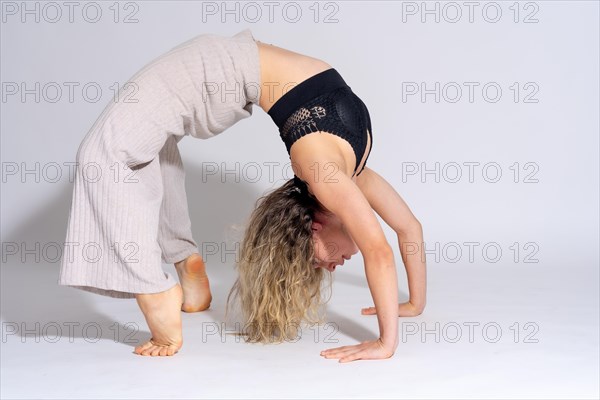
[58,29,261,299]
[59,132,196,299]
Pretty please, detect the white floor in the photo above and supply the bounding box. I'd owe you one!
[1,0,598,397]
[1,259,598,399]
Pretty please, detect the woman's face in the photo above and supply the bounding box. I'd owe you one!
[311,212,359,272]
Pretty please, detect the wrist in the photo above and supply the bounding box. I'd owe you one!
[409,299,426,313]
[379,333,399,350]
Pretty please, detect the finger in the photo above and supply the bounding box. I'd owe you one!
[321,343,370,359]
[320,344,355,355]
[322,348,358,359]
[339,349,366,363]
[340,346,390,363]
[321,348,354,358]
[361,307,377,315]
[321,345,358,358]
[321,345,364,357]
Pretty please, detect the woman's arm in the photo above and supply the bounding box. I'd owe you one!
[355,166,427,315]
[292,151,399,362]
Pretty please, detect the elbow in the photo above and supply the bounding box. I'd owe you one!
[396,218,422,236]
[414,302,426,315]
[363,242,395,267]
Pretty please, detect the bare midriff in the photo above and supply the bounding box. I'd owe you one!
[254,39,371,181]
[255,40,332,113]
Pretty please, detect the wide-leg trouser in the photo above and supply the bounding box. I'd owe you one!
[58,129,198,299]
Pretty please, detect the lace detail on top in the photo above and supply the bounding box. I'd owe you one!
[279,86,372,176]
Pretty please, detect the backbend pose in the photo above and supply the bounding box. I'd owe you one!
[59,29,427,361]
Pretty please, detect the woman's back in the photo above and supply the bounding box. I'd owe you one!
[256,40,332,113]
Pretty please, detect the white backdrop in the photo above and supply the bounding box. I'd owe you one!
[1,1,598,399]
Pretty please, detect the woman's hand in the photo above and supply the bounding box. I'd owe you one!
[320,338,395,363]
[361,301,424,317]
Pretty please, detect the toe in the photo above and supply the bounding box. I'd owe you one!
[149,346,162,356]
[141,347,152,356]
[134,340,153,355]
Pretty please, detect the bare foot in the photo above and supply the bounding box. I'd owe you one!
[174,253,212,312]
[134,284,183,356]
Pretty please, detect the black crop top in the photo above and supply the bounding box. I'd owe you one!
[267,68,373,177]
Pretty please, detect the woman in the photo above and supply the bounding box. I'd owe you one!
[59,29,427,360]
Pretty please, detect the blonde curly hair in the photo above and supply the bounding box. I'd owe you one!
[226,177,333,343]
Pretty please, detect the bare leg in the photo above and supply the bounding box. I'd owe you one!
[174,253,212,312]
[157,136,212,312]
[128,135,186,356]
[134,284,184,356]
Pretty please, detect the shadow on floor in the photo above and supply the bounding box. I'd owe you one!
[1,159,261,347]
